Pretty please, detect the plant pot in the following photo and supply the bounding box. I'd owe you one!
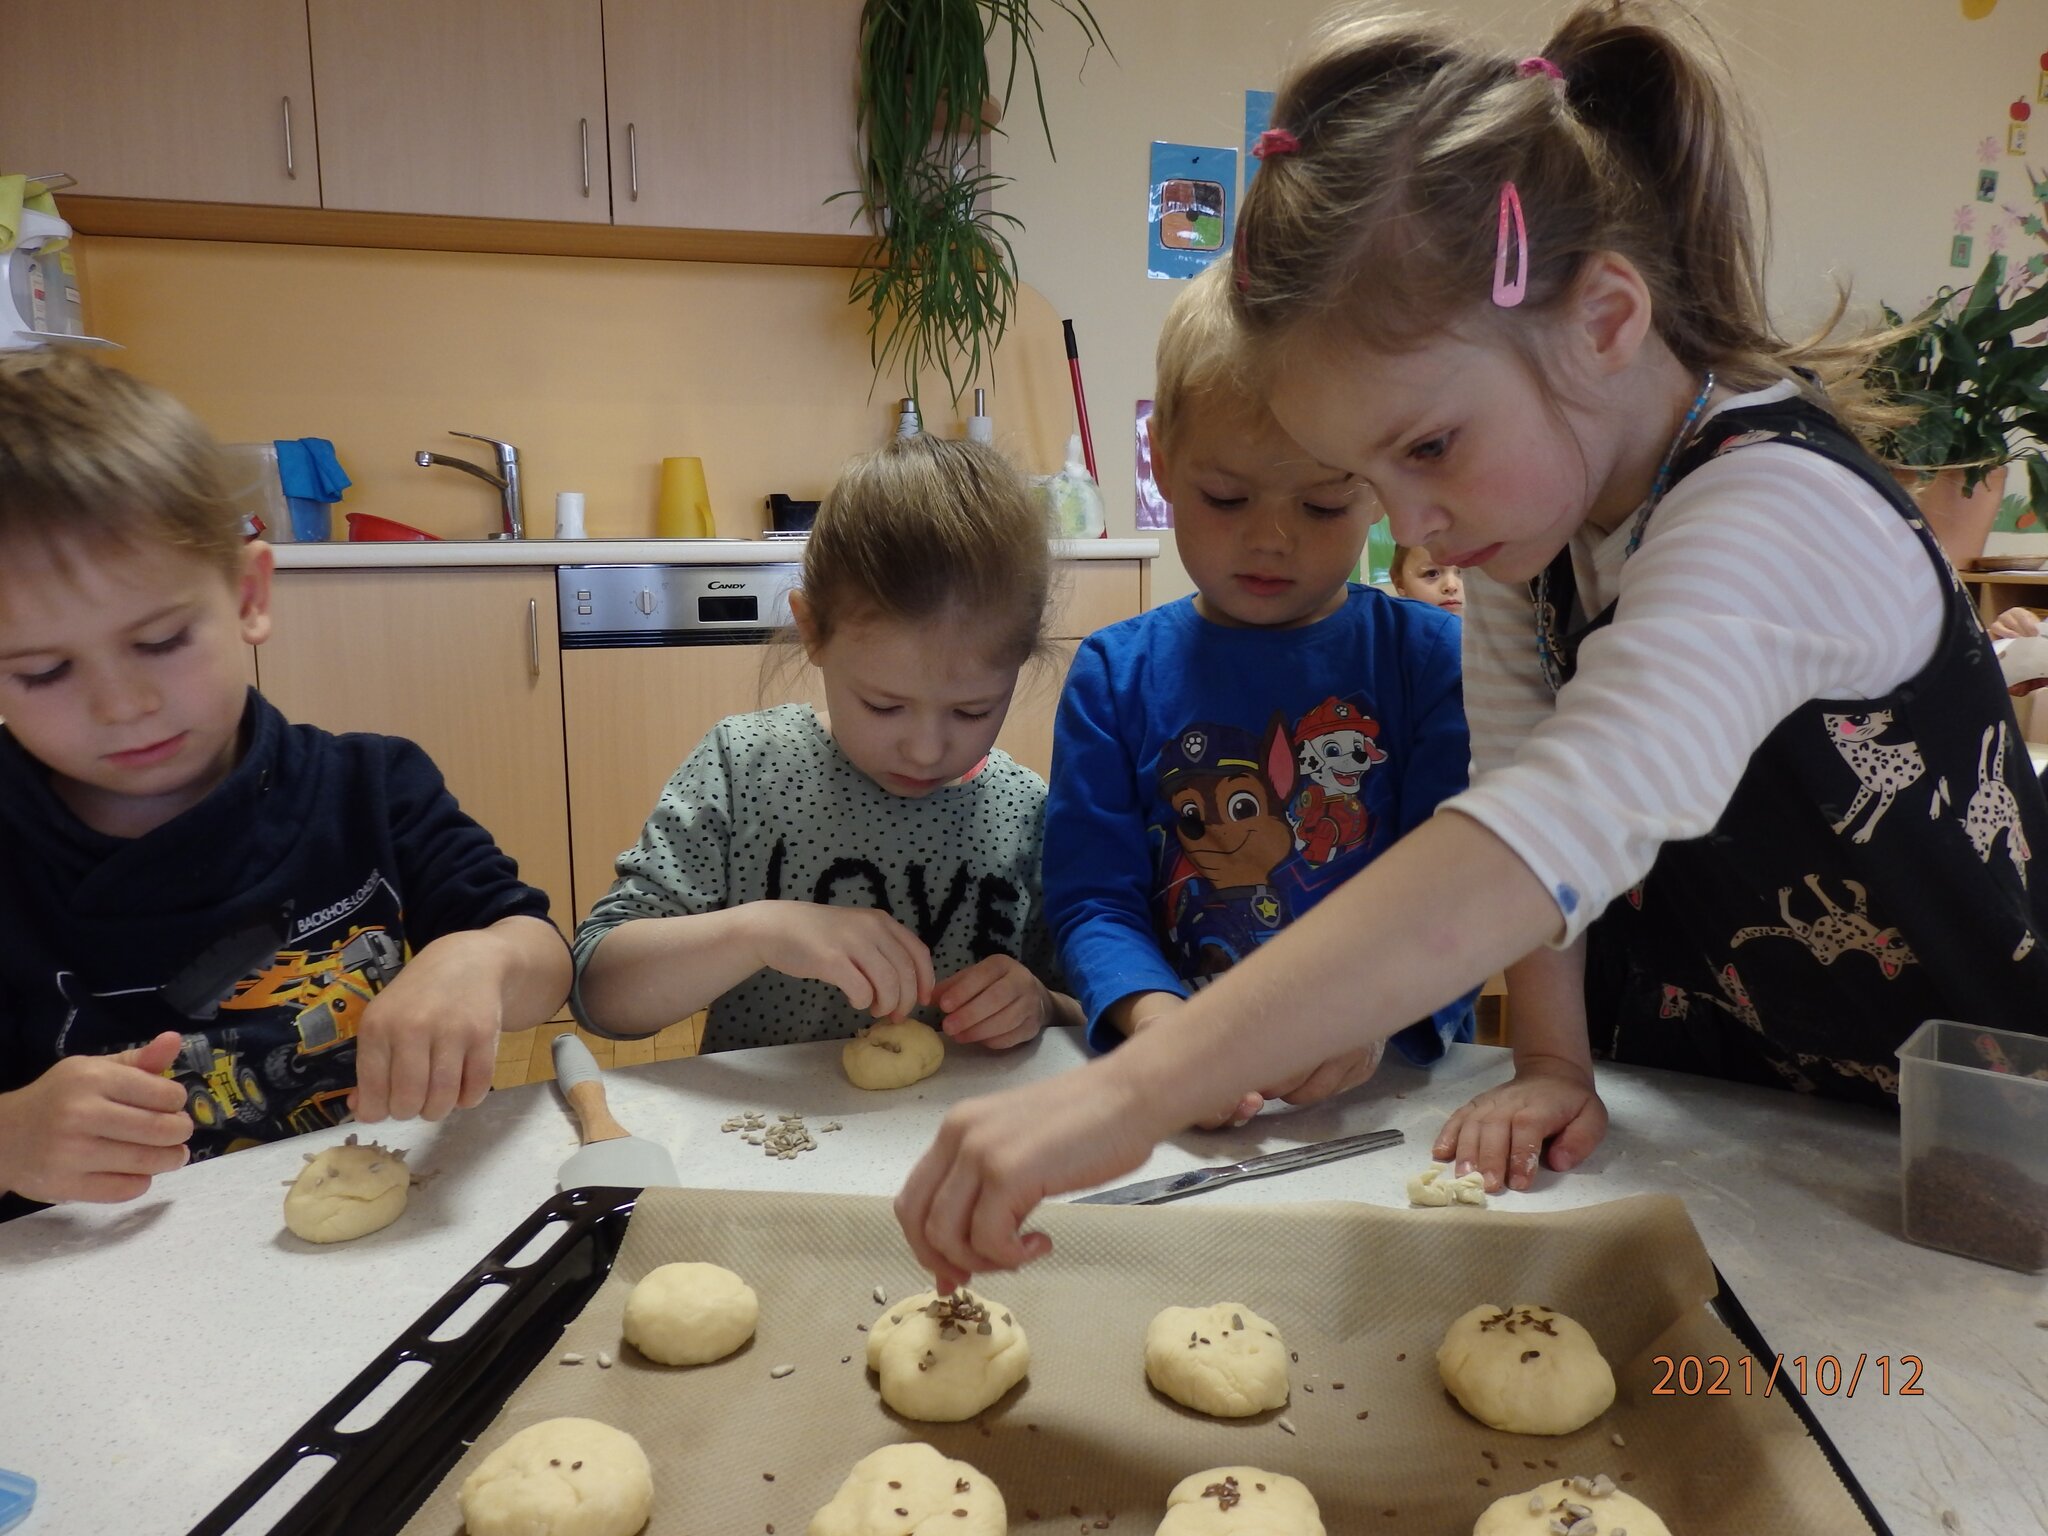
[1894,465,2010,565]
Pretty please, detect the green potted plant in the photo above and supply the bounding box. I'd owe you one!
[843,0,1109,411]
[1871,248,2048,563]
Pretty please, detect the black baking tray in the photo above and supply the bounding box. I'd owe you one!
[189,1188,1897,1536]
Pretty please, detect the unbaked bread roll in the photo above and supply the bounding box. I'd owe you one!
[843,1018,945,1090]
[459,1417,651,1536]
[1156,1467,1324,1535]
[808,1443,1004,1536]
[622,1261,758,1366]
[1472,1472,1672,1535]
[1144,1303,1290,1417]
[866,1288,1028,1421]
[283,1135,409,1243]
[1438,1303,1615,1435]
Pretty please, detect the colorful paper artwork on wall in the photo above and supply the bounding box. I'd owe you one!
[1148,142,1236,280]
[1958,0,1996,19]
[2013,99,2032,156]
[1981,168,2001,201]
[1134,400,1171,530]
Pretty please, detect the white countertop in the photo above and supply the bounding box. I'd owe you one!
[2,1034,2041,1535]
[270,538,1160,570]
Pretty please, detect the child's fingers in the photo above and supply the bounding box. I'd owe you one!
[458,1041,496,1110]
[879,920,936,1011]
[932,954,1003,1015]
[1432,1107,1467,1161]
[1505,1110,1550,1191]
[1469,1116,1513,1193]
[380,1029,434,1122]
[351,1027,394,1123]
[112,1030,188,1078]
[941,978,1016,1039]
[420,1036,468,1121]
[104,1064,194,1116]
[65,1170,160,1204]
[90,1134,192,1179]
[98,1100,195,1148]
[1547,1098,1608,1171]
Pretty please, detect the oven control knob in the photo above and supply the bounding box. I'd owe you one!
[635,588,656,615]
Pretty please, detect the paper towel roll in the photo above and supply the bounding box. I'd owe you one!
[657,457,715,539]
[555,491,586,539]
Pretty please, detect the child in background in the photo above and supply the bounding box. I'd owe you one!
[573,435,1079,1052]
[1044,261,1472,1124]
[0,352,569,1219]
[897,0,2048,1284]
[1389,545,1464,617]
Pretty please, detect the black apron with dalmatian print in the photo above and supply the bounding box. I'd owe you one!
[1542,394,2048,1105]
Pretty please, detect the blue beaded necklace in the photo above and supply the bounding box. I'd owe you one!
[1534,371,1716,692]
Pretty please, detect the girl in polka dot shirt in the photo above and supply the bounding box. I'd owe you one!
[570,437,1082,1053]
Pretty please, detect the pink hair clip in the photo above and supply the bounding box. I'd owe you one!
[1492,181,1528,307]
[1252,127,1301,160]
[1516,55,1563,83]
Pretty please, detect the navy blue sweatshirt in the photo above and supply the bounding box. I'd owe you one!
[0,690,550,1219]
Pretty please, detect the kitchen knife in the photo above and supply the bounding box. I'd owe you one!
[1073,1126,1404,1205]
[553,1032,680,1190]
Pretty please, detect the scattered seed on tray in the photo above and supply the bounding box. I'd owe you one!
[1611,1431,1626,1447]
[1476,1477,1491,1487]
[769,1364,795,1379]
[763,1472,776,1482]
[1302,1383,1314,1393]
[874,1286,888,1303]
[1277,1416,1297,1435]
[596,1351,613,1369]
[1356,1410,1369,1420]
[559,1352,584,1365]
[841,1355,851,1364]
[1289,1350,1299,1362]
[1332,1381,1345,1390]
[1395,1352,1406,1361]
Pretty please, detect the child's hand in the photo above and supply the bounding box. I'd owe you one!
[352,929,510,1122]
[934,956,1049,1049]
[897,1057,1165,1290]
[1256,1038,1387,1110]
[0,1031,193,1205]
[1431,1057,1608,1193]
[751,902,934,1020]
[1989,606,2042,640]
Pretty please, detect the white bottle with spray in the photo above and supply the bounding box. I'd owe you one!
[896,397,921,438]
[966,387,994,445]
[1043,433,1105,539]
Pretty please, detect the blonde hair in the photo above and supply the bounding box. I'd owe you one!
[801,434,1052,666]
[0,349,242,576]
[1234,0,1894,438]
[1152,259,1270,454]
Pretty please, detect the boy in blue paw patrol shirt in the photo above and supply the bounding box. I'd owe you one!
[1045,262,1472,1118]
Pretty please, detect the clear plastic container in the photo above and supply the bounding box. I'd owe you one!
[1896,1019,2048,1272]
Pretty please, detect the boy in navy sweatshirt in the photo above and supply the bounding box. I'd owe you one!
[1046,262,1473,1122]
[0,351,570,1220]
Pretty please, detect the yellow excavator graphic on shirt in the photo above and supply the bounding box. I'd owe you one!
[222,926,404,1059]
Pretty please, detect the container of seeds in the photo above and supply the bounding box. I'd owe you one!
[1896,1019,2048,1272]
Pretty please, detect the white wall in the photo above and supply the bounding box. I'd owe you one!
[994,0,2031,599]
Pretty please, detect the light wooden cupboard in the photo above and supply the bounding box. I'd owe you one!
[0,0,319,206]
[602,0,861,234]
[256,569,575,938]
[306,0,610,222]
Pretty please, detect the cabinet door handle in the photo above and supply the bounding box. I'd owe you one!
[528,598,541,678]
[579,117,591,196]
[628,123,639,201]
[281,97,296,179]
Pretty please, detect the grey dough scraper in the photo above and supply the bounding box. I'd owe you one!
[553,1032,680,1190]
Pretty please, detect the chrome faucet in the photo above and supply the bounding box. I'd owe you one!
[414,431,524,539]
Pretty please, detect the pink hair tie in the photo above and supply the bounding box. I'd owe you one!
[1492,181,1529,308]
[1252,127,1301,160]
[1516,55,1564,83]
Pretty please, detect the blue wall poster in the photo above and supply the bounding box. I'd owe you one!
[1148,141,1237,280]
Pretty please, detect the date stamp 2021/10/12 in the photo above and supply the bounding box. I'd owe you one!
[1651,1354,1924,1398]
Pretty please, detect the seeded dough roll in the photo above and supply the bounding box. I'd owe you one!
[843,1018,945,1089]
[459,1418,652,1536]
[1438,1303,1615,1435]
[1155,1467,1324,1535]
[283,1136,409,1243]
[1144,1303,1290,1417]
[809,1443,1005,1536]
[866,1289,1029,1421]
[1471,1472,1673,1535]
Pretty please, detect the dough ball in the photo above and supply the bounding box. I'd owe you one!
[283,1136,409,1243]
[1156,1467,1325,1535]
[808,1443,1005,1536]
[866,1288,1029,1422]
[622,1261,758,1366]
[1408,1165,1487,1207]
[1438,1303,1615,1435]
[459,1417,651,1536]
[842,1018,945,1090]
[1472,1473,1672,1536]
[1144,1304,1290,1418]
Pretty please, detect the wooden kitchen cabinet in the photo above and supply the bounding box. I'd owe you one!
[602,0,861,234]
[307,0,609,222]
[0,0,319,206]
[257,569,576,940]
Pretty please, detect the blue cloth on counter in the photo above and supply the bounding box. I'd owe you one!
[273,437,351,502]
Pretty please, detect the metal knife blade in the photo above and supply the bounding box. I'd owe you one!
[1073,1126,1404,1205]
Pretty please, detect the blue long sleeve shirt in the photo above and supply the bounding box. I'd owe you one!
[1045,587,1474,1062]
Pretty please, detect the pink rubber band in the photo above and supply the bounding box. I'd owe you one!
[1516,56,1563,82]
[1252,127,1301,160]
[1492,181,1529,307]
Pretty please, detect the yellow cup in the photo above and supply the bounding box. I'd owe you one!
[656,456,716,539]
